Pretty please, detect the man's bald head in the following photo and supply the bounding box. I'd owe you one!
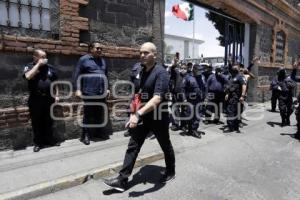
[33,49,46,57]
[33,49,47,63]
[140,42,157,68]
[140,42,157,54]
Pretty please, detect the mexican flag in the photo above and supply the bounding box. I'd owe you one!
[172,3,194,21]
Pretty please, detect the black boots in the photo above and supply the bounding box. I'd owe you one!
[80,133,90,145]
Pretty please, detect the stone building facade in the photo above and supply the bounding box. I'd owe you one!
[189,0,300,102]
[0,0,299,150]
[0,0,165,150]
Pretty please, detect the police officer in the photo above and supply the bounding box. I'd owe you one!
[224,64,247,132]
[276,67,296,126]
[270,76,280,112]
[193,64,206,124]
[291,55,300,140]
[73,42,110,145]
[206,66,228,124]
[193,64,206,102]
[179,63,202,138]
[103,42,176,191]
[202,64,214,124]
[168,56,183,131]
[23,49,59,152]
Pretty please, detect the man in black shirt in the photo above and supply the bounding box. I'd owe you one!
[103,42,176,192]
[23,49,59,152]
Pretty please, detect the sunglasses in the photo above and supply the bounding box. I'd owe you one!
[94,47,102,51]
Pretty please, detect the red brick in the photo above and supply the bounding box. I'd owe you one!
[61,50,72,55]
[34,44,56,50]
[6,118,17,123]
[3,35,16,41]
[16,36,35,43]
[47,49,61,54]
[15,107,29,112]
[4,46,14,51]
[60,37,79,42]
[15,47,27,52]
[0,124,8,129]
[71,33,80,38]
[4,41,27,48]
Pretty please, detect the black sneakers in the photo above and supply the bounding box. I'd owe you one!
[103,177,127,192]
[33,145,40,152]
[160,172,176,183]
[170,125,181,131]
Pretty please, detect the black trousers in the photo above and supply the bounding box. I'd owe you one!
[278,95,293,123]
[28,95,55,146]
[226,97,241,130]
[271,90,280,111]
[82,98,109,138]
[119,118,175,180]
[296,106,300,137]
[169,93,181,127]
[181,100,200,131]
[207,91,225,121]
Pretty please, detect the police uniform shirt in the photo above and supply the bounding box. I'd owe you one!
[228,74,246,97]
[207,73,228,92]
[181,72,201,101]
[73,54,107,96]
[23,62,58,96]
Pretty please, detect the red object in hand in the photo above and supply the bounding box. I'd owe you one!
[130,94,142,113]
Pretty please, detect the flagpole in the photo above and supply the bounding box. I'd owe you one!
[192,7,195,59]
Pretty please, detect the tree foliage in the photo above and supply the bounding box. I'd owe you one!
[205,11,225,46]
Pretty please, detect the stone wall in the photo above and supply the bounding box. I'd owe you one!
[0,0,163,151]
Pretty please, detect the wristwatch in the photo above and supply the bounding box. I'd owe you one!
[135,111,142,122]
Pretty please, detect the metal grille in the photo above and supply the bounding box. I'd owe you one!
[0,0,50,31]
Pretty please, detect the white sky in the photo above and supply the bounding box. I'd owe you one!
[165,0,224,57]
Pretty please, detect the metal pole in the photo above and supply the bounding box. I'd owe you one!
[192,14,195,59]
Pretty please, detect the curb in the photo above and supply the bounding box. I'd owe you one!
[0,152,164,200]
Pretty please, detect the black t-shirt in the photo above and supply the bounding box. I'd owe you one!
[138,64,169,103]
[23,62,58,96]
[133,63,170,121]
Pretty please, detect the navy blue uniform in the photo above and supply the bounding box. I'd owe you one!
[181,72,201,133]
[225,74,246,131]
[291,68,300,138]
[73,54,110,139]
[270,77,280,112]
[206,73,228,123]
[23,63,58,146]
[119,63,175,181]
[276,70,296,126]
[169,66,183,129]
[194,74,206,101]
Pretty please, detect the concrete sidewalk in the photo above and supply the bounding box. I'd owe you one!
[0,102,274,200]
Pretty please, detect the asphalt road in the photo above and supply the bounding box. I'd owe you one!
[35,104,300,200]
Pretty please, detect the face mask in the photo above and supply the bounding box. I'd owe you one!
[232,68,239,74]
[180,69,187,75]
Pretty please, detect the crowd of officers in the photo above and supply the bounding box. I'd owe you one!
[269,55,300,140]
[165,54,258,137]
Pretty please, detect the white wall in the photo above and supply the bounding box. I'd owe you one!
[165,37,201,59]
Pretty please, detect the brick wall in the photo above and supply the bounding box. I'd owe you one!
[0,0,141,58]
[0,0,161,151]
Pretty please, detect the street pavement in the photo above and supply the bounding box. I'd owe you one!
[33,103,300,200]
